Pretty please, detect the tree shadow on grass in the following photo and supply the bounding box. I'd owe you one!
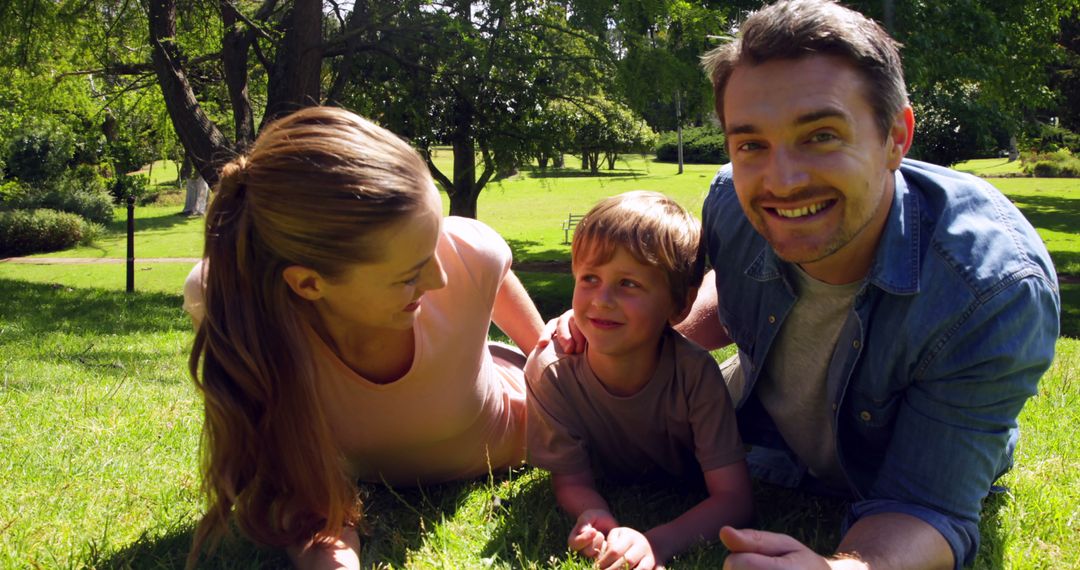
[505,238,570,266]
[356,480,473,567]
[90,481,475,569]
[1008,194,1080,237]
[102,205,198,234]
[89,522,289,569]
[482,469,575,566]
[974,490,1009,570]
[485,470,845,568]
[0,278,188,339]
[523,168,648,180]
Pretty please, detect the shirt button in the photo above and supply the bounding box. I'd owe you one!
[768,315,776,324]
[860,410,872,422]
[832,403,838,411]
[852,340,861,349]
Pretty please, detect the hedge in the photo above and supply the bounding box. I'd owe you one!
[0,208,94,257]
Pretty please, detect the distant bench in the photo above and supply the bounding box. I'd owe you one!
[561,213,584,244]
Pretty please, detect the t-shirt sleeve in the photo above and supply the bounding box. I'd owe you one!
[684,343,746,472]
[440,217,512,302]
[183,259,207,327]
[524,342,592,474]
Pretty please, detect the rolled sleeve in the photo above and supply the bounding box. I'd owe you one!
[844,499,977,569]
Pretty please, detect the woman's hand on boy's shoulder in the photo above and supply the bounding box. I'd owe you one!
[537,309,587,354]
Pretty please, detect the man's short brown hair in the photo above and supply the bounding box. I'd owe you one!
[702,0,907,139]
[572,191,705,313]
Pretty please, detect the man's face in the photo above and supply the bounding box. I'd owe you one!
[723,55,908,284]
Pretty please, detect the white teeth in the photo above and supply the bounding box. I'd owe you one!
[776,201,827,218]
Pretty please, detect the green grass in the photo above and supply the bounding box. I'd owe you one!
[1,278,1075,568]
[954,157,1026,177]
[2,154,1079,568]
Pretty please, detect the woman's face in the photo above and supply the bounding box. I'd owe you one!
[311,185,447,340]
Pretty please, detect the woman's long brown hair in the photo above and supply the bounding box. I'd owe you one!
[186,107,432,567]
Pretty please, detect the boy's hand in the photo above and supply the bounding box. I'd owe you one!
[537,309,586,354]
[596,527,663,570]
[568,509,617,558]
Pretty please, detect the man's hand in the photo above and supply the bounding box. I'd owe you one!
[596,527,663,570]
[569,509,617,558]
[536,309,586,354]
[720,527,843,570]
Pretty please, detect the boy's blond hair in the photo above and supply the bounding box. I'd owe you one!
[572,191,706,313]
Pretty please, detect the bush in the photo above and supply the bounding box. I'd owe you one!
[2,166,114,225]
[1021,149,1080,178]
[3,121,76,185]
[655,126,729,164]
[1022,123,1080,154]
[109,173,150,205]
[0,208,88,256]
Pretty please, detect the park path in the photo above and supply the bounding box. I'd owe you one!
[0,257,200,264]
[2,256,1075,283]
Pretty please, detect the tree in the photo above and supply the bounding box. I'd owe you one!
[340,0,614,217]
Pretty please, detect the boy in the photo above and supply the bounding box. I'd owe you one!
[526,191,753,570]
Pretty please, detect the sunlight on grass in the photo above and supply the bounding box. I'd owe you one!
[2,155,1079,567]
[953,157,1025,177]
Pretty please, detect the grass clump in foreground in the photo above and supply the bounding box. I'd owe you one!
[2,275,1078,569]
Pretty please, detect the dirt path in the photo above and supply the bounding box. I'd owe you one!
[1,257,200,264]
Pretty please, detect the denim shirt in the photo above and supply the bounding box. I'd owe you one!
[702,159,1060,568]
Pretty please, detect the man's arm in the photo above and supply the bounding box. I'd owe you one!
[673,270,733,350]
[491,269,544,355]
[720,512,951,570]
[725,276,1058,570]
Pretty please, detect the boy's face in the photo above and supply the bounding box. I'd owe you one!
[572,246,680,360]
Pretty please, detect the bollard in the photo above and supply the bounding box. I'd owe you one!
[126,193,135,293]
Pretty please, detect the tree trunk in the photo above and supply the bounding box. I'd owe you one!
[538,156,549,169]
[606,153,616,170]
[220,2,255,150]
[553,153,564,168]
[447,137,481,219]
[183,175,209,216]
[262,0,323,126]
[148,0,231,187]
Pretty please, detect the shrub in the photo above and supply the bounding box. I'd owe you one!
[109,173,150,205]
[1022,123,1080,154]
[655,126,729,164]
[0,208,87,256]
[2,166,114,225]
[4,121,76,185]
[1021,149,1080,178]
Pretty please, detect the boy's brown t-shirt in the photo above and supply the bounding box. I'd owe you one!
[525,330,745,481]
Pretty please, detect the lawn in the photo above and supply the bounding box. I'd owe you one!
[2,154,1079,568]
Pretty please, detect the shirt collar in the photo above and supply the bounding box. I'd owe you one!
[743,167,921,295]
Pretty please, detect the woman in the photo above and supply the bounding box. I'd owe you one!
[183,107,543,568]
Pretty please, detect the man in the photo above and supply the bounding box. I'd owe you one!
[677,0,1061,568]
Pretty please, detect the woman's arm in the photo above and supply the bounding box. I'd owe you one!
[491,269,544,354]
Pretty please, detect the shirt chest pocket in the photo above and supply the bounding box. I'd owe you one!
[843,387,902,449]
